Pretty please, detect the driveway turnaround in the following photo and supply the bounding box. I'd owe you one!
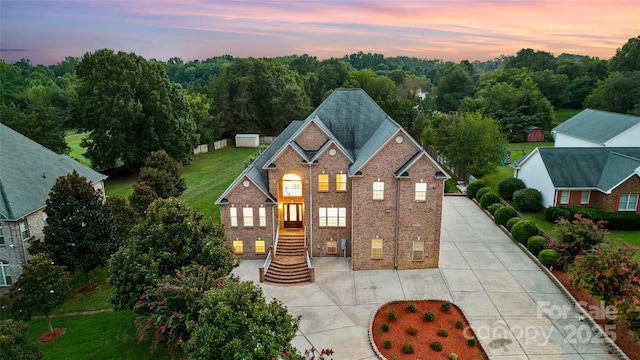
[233,196,627,360]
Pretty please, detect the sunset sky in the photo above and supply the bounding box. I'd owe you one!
[1,0,638,66]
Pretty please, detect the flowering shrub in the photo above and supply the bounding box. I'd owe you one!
[134,265,219,355]
[280,347,335,360]
[552,215,608,267]
[571,242,640,301]
[616,296,640,338]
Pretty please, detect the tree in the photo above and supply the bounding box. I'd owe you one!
[532,70,570,109]
[8,254,72,334]
[138,150,186,199]
[42,170,113,287]
[216,57,312,137]
[609,35,640,73]
[434,63,474,112]
[312,58,354,105]
[105,195,139,252]
[503,48,557,72]
[186,91,221,144]
[461,69,554,141]
[110,198,237,310]
[0,321,42,360]
[134,265,221,355]
[184,278,300,360]
[289,54,319,75]
[584,71,640,114]
[71,49,199,170]
[128,182,159,216]
[441,112,505,177]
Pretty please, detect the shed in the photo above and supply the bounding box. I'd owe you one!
[523,126,545,142]
[235,134,260,148]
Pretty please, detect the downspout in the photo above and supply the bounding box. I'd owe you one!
[395,178,400,270]
[308,163,313,259]
[350,175,354,271]
[271,204,276,248]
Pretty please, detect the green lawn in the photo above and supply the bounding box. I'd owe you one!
[66,132,91,167]
[27,311,173,360]
[51,267,112,314]
[554,108,581,126]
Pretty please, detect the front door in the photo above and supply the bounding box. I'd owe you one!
[283,203,303,228]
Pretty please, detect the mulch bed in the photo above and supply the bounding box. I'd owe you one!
[39,328,64,342]
[371,300,487,359]
[552,270,640,359]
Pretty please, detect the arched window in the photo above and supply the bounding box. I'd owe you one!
[282,174,302,197]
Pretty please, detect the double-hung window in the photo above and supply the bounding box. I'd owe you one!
[233,239,243,254]
[0,264,11,286]
[319,207,346,227]
[243,207,253,227]
[230,207,238,227]
[255,239,265,254]
[19,221,30,240]
[412,238,424,261]
[559,191,570,205]
[336,174,347,192]
[373,181,384,200]
[580,191,591,205]
[318,174,329,192]
[259,207,266,227]
[619,194,639,211]
[415,183,427,201]
[371,238,383,259]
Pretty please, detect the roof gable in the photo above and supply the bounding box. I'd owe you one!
[552,109,640,145]
[394,150,450,179]
[0,124,107,220]
[535,147,640,191]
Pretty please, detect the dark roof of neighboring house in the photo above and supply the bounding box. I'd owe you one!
[552,109,640,145]
[216,89,447,204]
[0,124,107,221]
[515,147,640,192]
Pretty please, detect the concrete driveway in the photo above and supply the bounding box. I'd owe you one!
[233,196,626,360]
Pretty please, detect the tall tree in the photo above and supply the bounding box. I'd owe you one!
[441,112,506,177]
[609,35,640,73]
[8,254,72,334]
[42,170,113,287]
[0,321,42,360]
[503,48,558,71]
[434,63,474,112]
[110,198,237,310]
[584,71,640,114]
[71,49,199,170]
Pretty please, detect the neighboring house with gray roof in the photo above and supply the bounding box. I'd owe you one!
[512,147,640,211]
[216,89,449,274]
[552,109,640,147]
[0,124,107,293]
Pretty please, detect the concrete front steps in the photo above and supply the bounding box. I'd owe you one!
[263,232,313,285]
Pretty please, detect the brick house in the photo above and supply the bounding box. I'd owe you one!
[512,147,640,211]
[0,124,107,293]
[216,89,449,276]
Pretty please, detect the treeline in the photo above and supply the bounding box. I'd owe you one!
[1,35,638,172]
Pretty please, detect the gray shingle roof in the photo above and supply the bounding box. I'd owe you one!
[0,124,107,220]
[216,89,415,204]
[535,147,640,192]
[552,109,640,145]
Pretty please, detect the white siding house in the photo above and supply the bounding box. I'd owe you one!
[511,148,556,207]
[553,109,640,147]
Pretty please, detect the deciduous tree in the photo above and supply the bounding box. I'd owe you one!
[8,254,72,334]
[110,198,237,310]
[71,49,199,170]
[0,321,42,360]
[137,150,186,199]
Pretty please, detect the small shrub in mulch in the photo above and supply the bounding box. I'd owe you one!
[405,302,418,313]
[430,341,443,351]
[467,337,478,347]
[387,309,397,321]
[437,329,449,337]
[381,323,390,332]
[383,339,392,349]
[424,311,436,321]
[455,320,464,329]
[402,343,415,354]
[441,301,452,313]
[407,327,418,336]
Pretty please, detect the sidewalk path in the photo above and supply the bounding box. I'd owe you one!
[233,196,626,360]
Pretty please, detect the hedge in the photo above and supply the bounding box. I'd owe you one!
[513,188,542,212]
[511,220,539,245]
[527,235,547,256]
[487,203,504,215]
[494,206,517,226]
[545,206,640,230]
[497,177,526,201]
[466,179,486,199]
[475,187,492,201]
[479,192,500,209]
[506,217,523,232]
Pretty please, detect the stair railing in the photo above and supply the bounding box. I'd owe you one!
[305,250,315,283]
[273,227,279,258]
[259,250,272,282]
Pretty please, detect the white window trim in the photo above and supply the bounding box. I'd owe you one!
[319,207,346,227]
[336,174,347,192]
[559,191,570,205]
[412,238,425,261]
[618,194,639,212]
[19,221,30,240]
[318,173,329,192]
[0,264,12,286]
[415,182,427,201]
[580,190,591,205]
[255,239,266,254]
[243,207,254,227]
[259,207,266,227]
[230,207,238,227]
[373,181,384,200]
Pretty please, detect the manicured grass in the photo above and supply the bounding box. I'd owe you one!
[180,147,257,221]
[51,267,113,314]
[27,310,174,360]
[554,108,581,125]
[66,132,91,167]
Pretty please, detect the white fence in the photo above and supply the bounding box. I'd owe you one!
[192,136,274,156]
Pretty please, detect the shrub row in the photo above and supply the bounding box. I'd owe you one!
[545,206,640,230]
